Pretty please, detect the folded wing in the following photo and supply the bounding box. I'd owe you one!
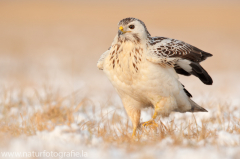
[97,48,111,70]
[147,37,213,85]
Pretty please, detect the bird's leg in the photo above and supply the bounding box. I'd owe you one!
[141,110,158,128]
[123,105,141,137]
[121,96,142,137]
[142,97,171,128]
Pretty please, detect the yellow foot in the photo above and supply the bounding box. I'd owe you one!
[142,120,158,128]
[132,127,137,138]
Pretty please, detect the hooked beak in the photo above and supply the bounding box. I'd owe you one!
[119,26,130,34]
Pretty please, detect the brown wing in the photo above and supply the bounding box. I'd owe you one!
[149,37,212,62]
[149,37,213,85]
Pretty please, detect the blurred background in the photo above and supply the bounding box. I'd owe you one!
[0,0,240,97]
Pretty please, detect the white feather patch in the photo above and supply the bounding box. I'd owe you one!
[176,59,192,72]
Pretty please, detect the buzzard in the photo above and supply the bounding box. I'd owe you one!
[97,17,212,137]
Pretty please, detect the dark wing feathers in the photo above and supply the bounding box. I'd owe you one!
[201,51,213,61]
[174,65,191,76]
[190,62,213,85]
[185,48,213,62]
[150,37,213,85]
[182,84,193,98]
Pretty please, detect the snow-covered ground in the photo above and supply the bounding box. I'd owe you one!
[0,71,240,159]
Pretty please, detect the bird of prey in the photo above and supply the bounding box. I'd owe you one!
[97,17,212,137]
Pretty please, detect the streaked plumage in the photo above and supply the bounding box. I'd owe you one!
[97,17,212,136]
[148,37,213,84]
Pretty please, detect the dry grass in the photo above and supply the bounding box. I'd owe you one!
[0,86,239,150]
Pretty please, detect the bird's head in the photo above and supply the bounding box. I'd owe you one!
[117,17,151,43]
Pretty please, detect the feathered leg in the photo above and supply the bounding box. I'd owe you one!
[122,96,141,137]
[142,96,177,127]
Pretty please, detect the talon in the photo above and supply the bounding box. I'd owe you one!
[142,120,158,128]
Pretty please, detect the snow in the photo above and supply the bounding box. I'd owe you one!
[0,72,240,159]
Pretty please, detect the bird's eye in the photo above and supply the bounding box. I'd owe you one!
[129,25,135,29]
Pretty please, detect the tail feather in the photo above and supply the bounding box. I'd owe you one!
[188,99,208,112]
